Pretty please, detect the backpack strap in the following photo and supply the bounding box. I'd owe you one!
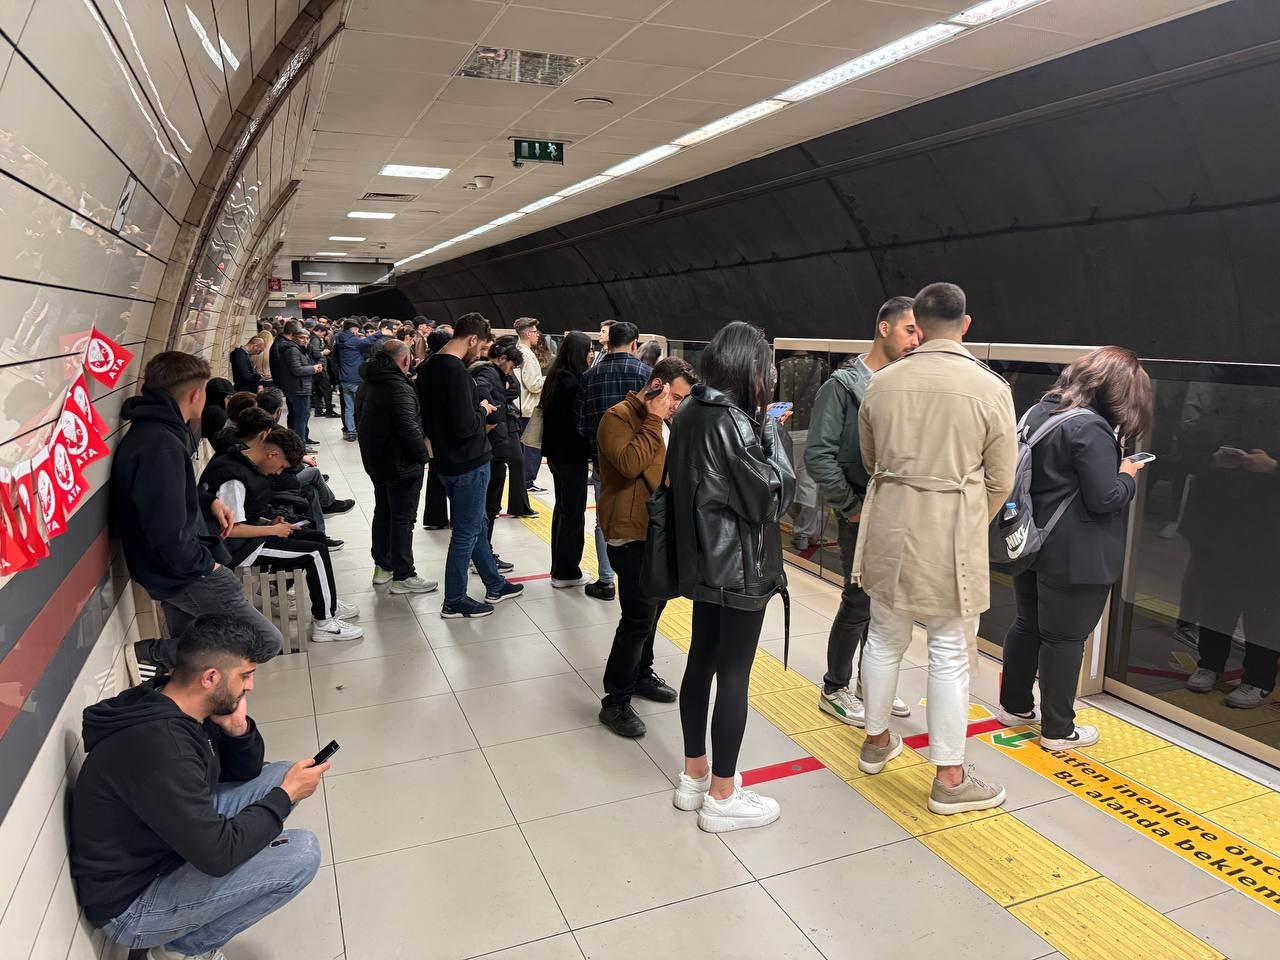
[1025,407,1098,447]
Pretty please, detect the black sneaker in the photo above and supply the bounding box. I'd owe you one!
[585,580,616,602]
[599,701,646,738]
[509,511,539,519]
[343,433,357,443]
[323,537,344,552]
[527,483,548,494]
[127,640,170,686]
[635,671,678,703]
[493,555,515,573]
[423,523,449,531]
[441,597,495,619]
[485,581,524,604]
[324,498,356,515]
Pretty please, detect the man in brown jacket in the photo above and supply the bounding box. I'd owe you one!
[852,282,1017,815]
[596,357,697,738]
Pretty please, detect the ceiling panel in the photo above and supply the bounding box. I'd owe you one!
[570,58,700,96]
[421,100,532,128]
[509,108,621,138]
[345,0,503,41]
[402,119,496,144]
[481,5,637,57]
[535,85,651,113]
[334,31,474,74]
[629,97,741,125]
[1011,0,1222,38]
[604,24,755,69]
[510,0,664,18]
[714,39,860,81]
[851,57,992,99]
[920,23,1085,72]
[437,76,555,107]
[651,0,827,38]
[325,64,451,99]
[773,1,946,51]
[666,70,790,105]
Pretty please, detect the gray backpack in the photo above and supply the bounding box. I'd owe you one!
[989,407,1100,573]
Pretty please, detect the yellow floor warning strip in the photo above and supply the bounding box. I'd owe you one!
[1108,745,1272,812]
[1010,878,1224,960]
[1208,793,1280,855]
[516,492,1238,955]
[920,814,1100,906]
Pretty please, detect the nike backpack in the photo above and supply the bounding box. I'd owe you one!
[989,407,1099,574]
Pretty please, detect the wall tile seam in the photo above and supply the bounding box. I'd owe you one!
[0,275,159,307]
[1,392,136,460]
[0,342,147,374]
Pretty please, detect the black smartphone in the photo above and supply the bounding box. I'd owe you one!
[312,740,340,765]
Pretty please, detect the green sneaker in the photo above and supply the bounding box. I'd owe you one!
[372,565,393,586]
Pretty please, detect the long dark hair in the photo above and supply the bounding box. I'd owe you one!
[699,322,774,427]
[540,331,592,410]
[1049,345,1153,445]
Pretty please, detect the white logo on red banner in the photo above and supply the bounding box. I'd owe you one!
[84,328,133,388]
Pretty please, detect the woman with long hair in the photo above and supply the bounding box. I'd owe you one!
[253,328,274,387]
[540,331,594,586]
[998,346,1153,749]
[667,321,795,833]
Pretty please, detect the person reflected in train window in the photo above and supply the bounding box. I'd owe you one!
[638,339,663,369]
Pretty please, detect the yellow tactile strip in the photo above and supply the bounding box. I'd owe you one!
[517,493,1232,957]
[1209,793,1280,855]
[1072,707,1168,763]
[1010,879,1225,960]
[1108,746,1272,812]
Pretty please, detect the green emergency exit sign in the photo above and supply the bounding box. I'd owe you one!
[513,138,565,164]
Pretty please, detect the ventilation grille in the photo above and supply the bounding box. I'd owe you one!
[359,192,419,202]
[457,47,591,87]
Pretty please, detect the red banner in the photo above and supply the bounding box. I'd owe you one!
[11,475,49,563]
[84,328,133,388]
[59,400,109,472]
[50,434,89,511]
[30,450,68,539]
[0,486,34,576]
[69,373,109,438]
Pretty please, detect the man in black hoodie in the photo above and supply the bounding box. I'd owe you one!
[70,615,326,959]
[111,352,282,672]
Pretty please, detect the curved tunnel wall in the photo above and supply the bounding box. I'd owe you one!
[397,0,1280,364]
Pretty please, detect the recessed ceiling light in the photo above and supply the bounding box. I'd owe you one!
[520,196,564,214]
[379,163,451,179]
[574,96,614,109]
[348,211,396,219]
[674,100,787,147]
[488,211,526,227]
[949,0,1049,26]
[328,236,366,241]
[775,23,963,102]
[314,252,348,256]
[602,144,682,178]
[556,175,612,198]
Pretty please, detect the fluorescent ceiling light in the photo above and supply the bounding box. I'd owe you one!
[949,0,1048,26]
[520,195,564,214]
[602,144,682,178]
[328,235,365,241]
[379,163,451,179]
[775,23,964,102]
[674,100,787,146]
[314,252,347,256]
[348,211,396,219]
[302,271,326,276]
[459,224,496,239]
[556,175,613,198]
[488,211,526,227]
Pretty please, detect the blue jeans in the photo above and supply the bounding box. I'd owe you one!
[286,393,312,442]
[440,463,505,603]
[340,381,359,434]
[102,762,319,956]
[592,476,615,585]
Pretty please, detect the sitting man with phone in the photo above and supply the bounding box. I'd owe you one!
[70,615,330,960]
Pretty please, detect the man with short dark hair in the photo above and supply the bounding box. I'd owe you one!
[276,322,323,445]
[576,320,649,601]
[806,296,919,727]
[417,313,523,618]
[592,320,615,366]
[71,615,326,960]
[333,319,377,441]
[112,352,283,676]
[596,357,696,737]
[513,317,547,492]
[229,336,265,393]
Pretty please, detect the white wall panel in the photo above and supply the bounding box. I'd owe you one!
[0,0,35,39]
[246,0,275,79]
[0,277,150,358]
[212,0,253,105]
[0,354,139,452]
[168,0,234,139]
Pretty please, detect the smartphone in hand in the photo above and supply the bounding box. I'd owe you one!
[1126,452,1157,464]
[312,740,340,765]
[766,401,793,419]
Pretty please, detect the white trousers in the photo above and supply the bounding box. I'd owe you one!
[862,599,977,766]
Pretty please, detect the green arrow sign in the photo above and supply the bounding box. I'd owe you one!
[513,138,565,165]
[992,730,1038,750]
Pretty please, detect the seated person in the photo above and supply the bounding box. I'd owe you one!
[209,391,259,456]
[199,423,363,642]
[70,615,328,960]
[257,388,354,526]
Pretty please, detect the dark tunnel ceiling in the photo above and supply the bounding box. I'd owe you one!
[394,0,1280,364]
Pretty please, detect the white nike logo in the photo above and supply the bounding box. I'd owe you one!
[1006,525,1029,558]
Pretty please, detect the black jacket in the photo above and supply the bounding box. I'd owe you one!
[1026,395,1136,585]
[541,369,590,465]
[69,685,291,924]
[667,385,796,608]
[110,389,219,598]
[357,352,430,481]
[229,346,261,393]
[416,352,491,476]
[199,448,274,565]
[276,338,316,396]
[471,362,520,459]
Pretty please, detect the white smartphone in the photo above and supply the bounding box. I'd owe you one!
[289,519,310,528]
[1217,446,1246,457]
[1126,452,1157,464]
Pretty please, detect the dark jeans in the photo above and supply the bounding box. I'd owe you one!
[486,459,507,544]
[1001,571,1110,739]
[311,372,333,414]
[505,452,532,515]
[824,515,871,693]
[373,471,423,580]
[681,602,767,778]
[548,460,587,580]
[286,393,311,443]
[1199,632,1280,691]
[520,416,542,486]
[158,566,283,666]
[602,542,666,706]
[439,463,504,603]
[423,463,450,527]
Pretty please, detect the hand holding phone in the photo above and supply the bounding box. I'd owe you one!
[312,740,340,765]
[766,401,792,419]
[1126,452,1156,464]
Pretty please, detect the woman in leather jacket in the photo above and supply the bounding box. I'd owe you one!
[540,332,594,585]
[667,321,796,834]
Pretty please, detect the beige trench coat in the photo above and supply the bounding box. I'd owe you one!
[851,338,1017,619]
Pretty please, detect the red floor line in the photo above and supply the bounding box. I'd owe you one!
[741,755,826,786]
[903,717,1009,751]
[508,573,552,583]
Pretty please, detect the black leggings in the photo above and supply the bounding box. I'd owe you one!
[680,602,766,778]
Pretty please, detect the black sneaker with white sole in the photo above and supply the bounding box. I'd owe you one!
[323,498,356,515]
[493,555,515,573]
[440,597,495,619]
[127,639,171,686]
[485,581,524,604]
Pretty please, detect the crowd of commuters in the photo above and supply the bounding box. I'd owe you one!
[80,281,1171,956]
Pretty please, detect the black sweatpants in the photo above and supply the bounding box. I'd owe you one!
[1001,571,1110,739]
[251,529,339,621]
[602,541,666,705]
[824,515,871,694]
[548,460,588,580]
[680,602,767,778]
[423,463,450,527]
[373,471,423,580]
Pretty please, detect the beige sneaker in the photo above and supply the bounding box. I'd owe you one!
[928,767,1006,815]
[857,731,903,775]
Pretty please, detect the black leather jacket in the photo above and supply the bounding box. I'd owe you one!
[666,384,796,609]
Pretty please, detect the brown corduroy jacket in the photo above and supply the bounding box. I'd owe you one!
[596,391,665,543]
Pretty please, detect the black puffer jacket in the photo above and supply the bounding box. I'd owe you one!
[666,385,796,609]
[276,338,316,396]
[470,361,520,459]
[356,351,429,481]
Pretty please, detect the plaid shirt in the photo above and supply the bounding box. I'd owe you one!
[576,352,652,459]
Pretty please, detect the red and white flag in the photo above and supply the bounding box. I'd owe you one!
[49,433,89,512]
[11,474,50,562]
[59,397,110,472]
[69,372,109,437]
[0,484,34,576]
[29,448,68,538]
[84,328,133,388]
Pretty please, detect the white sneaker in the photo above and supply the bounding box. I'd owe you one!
[1039,725,1099,751]
[147,946,227,960]
[312,618,364,642]
[698,786,780,834]
[819,687,865,727]
[673,771,741,811]
[270,594,298,619]
[372,565,393,585]
[390,576,439,594]
[995,704,1041,727]
[550,575,592,588]
[334,599,360,621]
[890,696,911,718]
[1185,667,1218,692]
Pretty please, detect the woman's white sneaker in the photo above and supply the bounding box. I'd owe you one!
[334,599,360,621]
[697,786,780,834]
[312,618,363,642]
[673,771,741,811]
[550,575,592,588]
[1039,725,1099,751]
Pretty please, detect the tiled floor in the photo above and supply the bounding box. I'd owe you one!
[231,415,1280,960]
